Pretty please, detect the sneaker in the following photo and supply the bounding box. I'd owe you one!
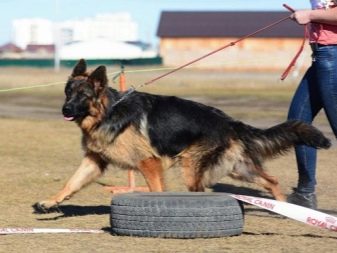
[287,189,317,210]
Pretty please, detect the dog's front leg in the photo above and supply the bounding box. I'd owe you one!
[34,153,106,212]
[137,157,165,192]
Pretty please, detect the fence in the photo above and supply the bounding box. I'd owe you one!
[0,57,162,68]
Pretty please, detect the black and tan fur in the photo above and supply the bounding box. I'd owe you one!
[34,59,331,211]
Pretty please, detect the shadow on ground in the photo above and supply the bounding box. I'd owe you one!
[211,183,271,198]
[34,205,110,220]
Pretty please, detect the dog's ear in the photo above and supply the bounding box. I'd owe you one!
[71,59,87,77]
[88,65,108,95]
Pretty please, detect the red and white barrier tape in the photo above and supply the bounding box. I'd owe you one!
[231,194,337,232]
[0,228,104,235]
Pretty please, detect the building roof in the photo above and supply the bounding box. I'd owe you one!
[157,11,304,38]
[60,39,157,60]
[0,43,23,53]
[26,44,55,53]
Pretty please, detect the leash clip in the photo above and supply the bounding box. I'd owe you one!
[111,86,136,108]
[123,86,136,96]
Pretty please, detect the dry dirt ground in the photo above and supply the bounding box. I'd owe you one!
[0,67,336,253]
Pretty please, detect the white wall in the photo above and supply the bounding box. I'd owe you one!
[12,18,53,49]
[12,12,139,49]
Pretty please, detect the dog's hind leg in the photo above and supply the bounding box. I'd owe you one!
[34,153,106,211]
[254,169,286,201]
[230,160,286,201]
[137,157,165,192]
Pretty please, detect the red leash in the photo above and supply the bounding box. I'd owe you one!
[144,15,290,86]
[280,4,308,80]
[113,3,305,108]
[142,4,304,87]
[280,25,308,80]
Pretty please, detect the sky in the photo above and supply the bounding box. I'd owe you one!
[0,0,310,46]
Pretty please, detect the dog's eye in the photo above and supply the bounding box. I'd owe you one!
[76,90,92,99]
[82,89,94,98]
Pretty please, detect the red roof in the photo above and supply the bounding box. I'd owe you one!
[26,44,55,53]
[0,43,23,53]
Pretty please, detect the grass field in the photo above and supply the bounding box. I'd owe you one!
[0,66,336,253]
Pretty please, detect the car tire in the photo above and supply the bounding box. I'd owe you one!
[110,192,244,238]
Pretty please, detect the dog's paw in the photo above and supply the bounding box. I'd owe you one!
[32,201,60,214]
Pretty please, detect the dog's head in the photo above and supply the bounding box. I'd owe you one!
[62,59,108,122]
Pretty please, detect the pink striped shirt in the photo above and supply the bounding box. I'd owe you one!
[310,0,337,44]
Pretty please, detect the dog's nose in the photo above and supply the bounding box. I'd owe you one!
[62,104,73,116]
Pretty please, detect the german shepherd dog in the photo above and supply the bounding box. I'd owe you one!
[34,59,331,211]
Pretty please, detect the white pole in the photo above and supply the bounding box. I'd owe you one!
[54,0,60,72]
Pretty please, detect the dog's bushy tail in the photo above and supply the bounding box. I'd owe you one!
[233,120,331,159]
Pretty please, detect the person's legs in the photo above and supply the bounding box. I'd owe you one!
[288,46,337,209]
[315,46,337,138]
[287,66,322,208]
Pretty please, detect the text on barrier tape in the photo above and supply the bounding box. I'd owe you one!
[0,228,104,235]
[231,194,337,232]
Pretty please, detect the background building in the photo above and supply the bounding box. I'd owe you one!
[58,12,139,45]
[12,18,54,49]
[12,13,139,49]
[157,11,309,71]
[7,12,157,61]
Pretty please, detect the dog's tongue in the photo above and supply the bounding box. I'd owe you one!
[64,116,75,121]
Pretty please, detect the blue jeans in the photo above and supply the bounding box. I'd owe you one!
[288,45,337,193]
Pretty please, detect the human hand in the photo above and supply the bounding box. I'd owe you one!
[290,10,313,25]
